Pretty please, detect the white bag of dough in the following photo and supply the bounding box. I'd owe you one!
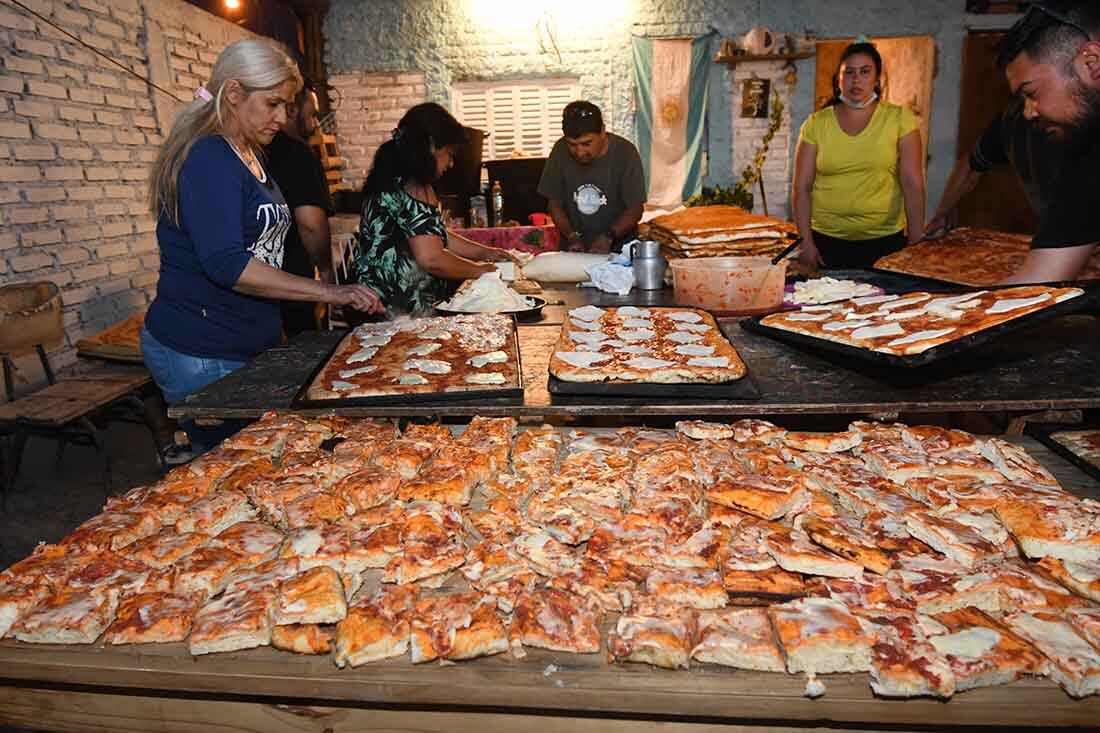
[521,252,610,283]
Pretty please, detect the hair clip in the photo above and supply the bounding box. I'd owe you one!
[195,86,213,103]
[391,127,404,141]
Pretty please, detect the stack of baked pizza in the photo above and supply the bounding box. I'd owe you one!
[644,205,799,260]
[874,227,1100,286]
[5,413,1100,700]
[305,314,519,401]
[549,305,747,383]
[759,284,1084,356]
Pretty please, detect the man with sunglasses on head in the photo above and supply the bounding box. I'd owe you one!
[538,101,646,254]
[925,0,1100,283]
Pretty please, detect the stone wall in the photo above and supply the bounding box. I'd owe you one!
[0,0,254,377]
[324,0,975,220]
[730,61,794,219]
[327,71,427,193]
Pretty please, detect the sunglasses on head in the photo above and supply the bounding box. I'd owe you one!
[1024,2,1092,40]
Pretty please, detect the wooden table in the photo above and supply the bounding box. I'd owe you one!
[0,439,1096,733]
[168,299,1100,420]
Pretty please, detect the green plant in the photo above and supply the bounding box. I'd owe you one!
[687,89,784,211]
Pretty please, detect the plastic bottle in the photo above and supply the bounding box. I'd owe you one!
[490,180,504,227]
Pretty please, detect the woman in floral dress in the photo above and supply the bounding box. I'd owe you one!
[353,103,516,316]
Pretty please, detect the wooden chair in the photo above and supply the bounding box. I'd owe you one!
[0,284,163,508]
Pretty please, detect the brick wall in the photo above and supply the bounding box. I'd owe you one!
[731,61,794,220]
[0,0,254,381]
[327,71,427,193]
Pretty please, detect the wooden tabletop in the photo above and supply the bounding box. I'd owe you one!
[168,305,1100,420]
[0,439,1097,732]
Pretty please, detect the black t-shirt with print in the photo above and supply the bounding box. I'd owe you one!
[537,133,646,246]
[265,130,334,277]
[970,102,1100,249]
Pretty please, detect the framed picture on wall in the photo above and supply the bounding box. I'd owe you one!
[740,78,770,119]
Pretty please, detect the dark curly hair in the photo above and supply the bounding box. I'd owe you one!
[362,102,466,195]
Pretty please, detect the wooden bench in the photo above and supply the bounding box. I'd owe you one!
[0,367,161,507]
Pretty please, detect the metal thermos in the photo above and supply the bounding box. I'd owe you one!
[631,240,666,290]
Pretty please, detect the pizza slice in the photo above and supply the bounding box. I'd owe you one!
[546,558,638,613]
[271,624,334,655]
[60,510,160,554]
[904,510,1005,568]
[398,464,475,506]
[782,431,862,453]
[223,557,301,596]
[279,524,349,574]
[815,574,908,611]
[11,588,119,644]
[691,607,785,672]
[189,588,275,656]
[995,495,1100,565]
[173,545,249,601]
[766,526,864,579]
[0,578,50,638]
[509,528,580,576]
[334,585,420,668]
[410,592,508,663]
[2,543,90,593]
[923,606,1046,692]
[1038,557,1100,603]
[213,521,285,565]
[127,528,210,569]
[608,607,697,670]
[798,515,891,574]
[174,490,257,537]
[468,497,525,545]
[273,566,348,626]
[329,465,401,512]
[887,553,997,616]
[215,456,277,494]
[461,541,529,588]
[981,438,1060,486]
[858,445,931,484]
[510,588,601,654]
[67,552,158,599]
[383,538,466,586]
[855,609,955,699]
[644,568,727,609]
[1067,607,1100,649]
[675,420,734,441]
[345,522,402,573]
[220,427,290,455]
[718,521,805,603]
[705,471,808,521]
[373,438,435,479]
[282,491,353,530]
[730,419,788,444]
[104,591,200,645]
[992,562,1087,614]
[768,597,871,674]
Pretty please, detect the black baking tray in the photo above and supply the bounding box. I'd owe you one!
[289,322,525,408]
[741,283,1098,369]
[434,296,548,323]
[798,268,970,295]
[547,370,760,401]
[1026,423,1100,484]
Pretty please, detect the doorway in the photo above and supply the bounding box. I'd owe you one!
[953,31,1035,234]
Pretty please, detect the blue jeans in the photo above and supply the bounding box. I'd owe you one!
[140,327,250,454]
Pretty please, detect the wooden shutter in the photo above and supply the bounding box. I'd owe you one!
[452,79,581,160]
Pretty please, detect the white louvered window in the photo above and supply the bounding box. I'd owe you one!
[452,79,581,161]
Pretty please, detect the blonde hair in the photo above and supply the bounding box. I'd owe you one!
[148,38,302,222]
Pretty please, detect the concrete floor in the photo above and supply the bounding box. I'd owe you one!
[0,419,164,571]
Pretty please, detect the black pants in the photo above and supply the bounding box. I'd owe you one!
[812,230,906,270]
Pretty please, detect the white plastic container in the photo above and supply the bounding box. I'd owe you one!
[668,256,786,315]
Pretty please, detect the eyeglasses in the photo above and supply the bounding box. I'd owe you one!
[1024,2,1092,41]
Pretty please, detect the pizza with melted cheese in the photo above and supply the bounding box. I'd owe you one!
[549,306,746,383]
[104,591,200,645]
[306,315,520,400]
[760,286,1083,356]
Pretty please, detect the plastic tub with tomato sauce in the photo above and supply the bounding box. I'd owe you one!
[668,256,787,316]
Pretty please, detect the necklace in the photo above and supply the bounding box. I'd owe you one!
[223,135,266,183]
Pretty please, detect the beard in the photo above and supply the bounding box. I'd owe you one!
[1048,71,1100,151]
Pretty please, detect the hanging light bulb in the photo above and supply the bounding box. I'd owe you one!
[225,0,241,10]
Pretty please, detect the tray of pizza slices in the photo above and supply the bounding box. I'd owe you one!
[873,227,1100,287]
[5,412,1100,704]
[546,304,759,400]
[743,283,1094,369]
[292,313,524,407]
[74,311,145,363]
[1027,424,1100,484]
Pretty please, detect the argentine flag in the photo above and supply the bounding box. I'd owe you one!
[632,34,713,209]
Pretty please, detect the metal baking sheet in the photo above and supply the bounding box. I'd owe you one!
[290,322,525,408]
[805,268,970,295]
[741,284,1098,369]
[547,370,760,401]
[1027,424,1100,484]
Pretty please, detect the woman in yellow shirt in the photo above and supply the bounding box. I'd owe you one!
[792,42,925,269]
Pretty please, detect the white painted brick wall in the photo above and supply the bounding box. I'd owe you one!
[0,0,254,378]
[731,61,794,220]
[329,71,428,193]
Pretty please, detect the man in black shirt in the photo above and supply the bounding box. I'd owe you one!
[926,0,1100,283]
[266,80,334,335]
